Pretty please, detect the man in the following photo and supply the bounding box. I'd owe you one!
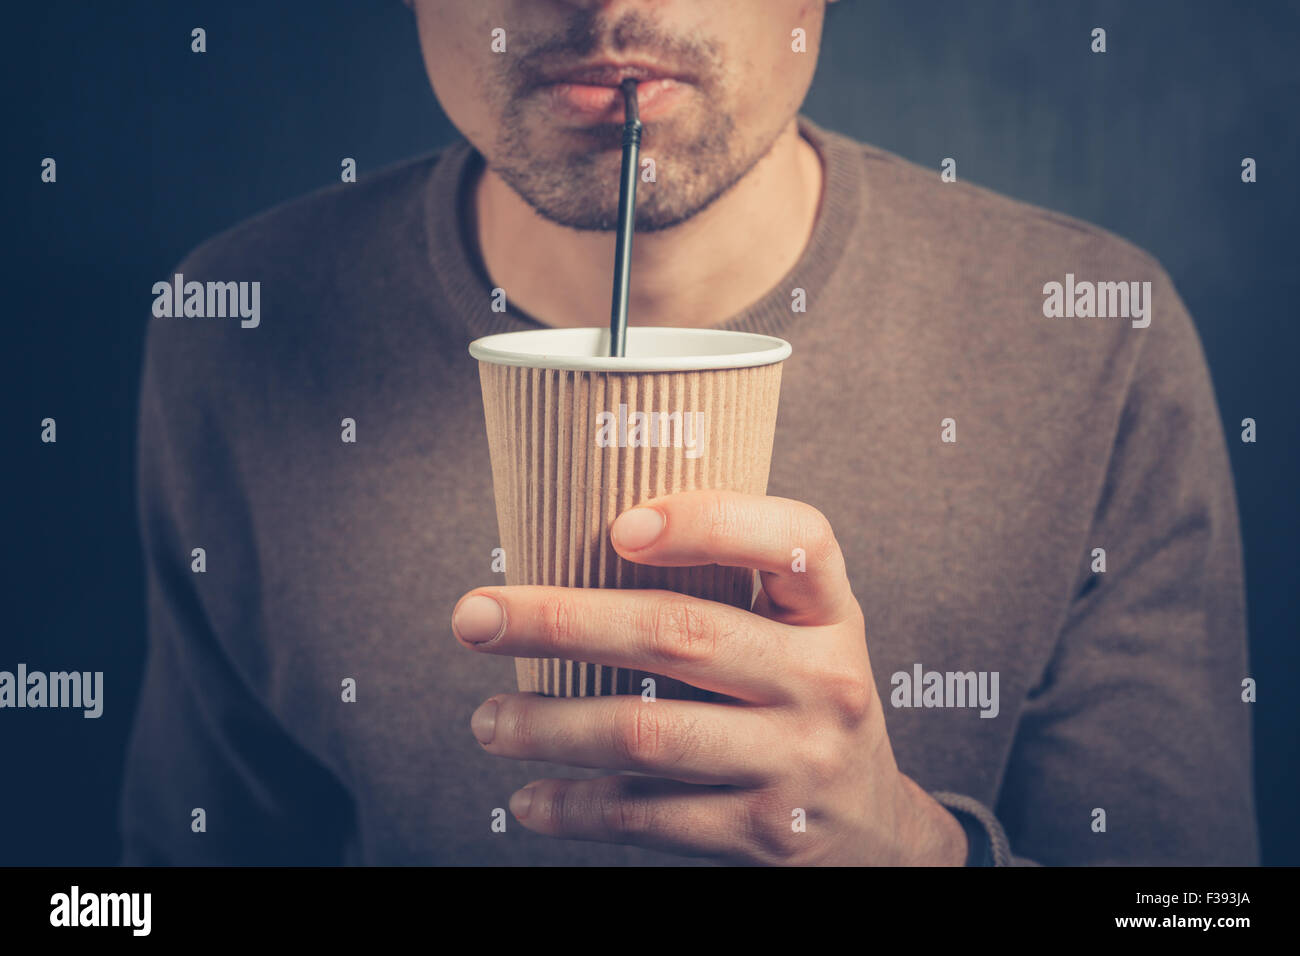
[119,0,1258,865]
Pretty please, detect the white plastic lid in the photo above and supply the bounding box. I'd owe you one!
[468,327,792,372]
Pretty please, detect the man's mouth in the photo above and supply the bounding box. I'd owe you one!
[532,60,693,125]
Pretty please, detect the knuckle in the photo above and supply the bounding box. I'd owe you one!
[536,783,565,829]
[819,660,873,726]
[601,786,652,836]
[799,734,844,786]
[650,598,718,665]
[502,697,537,750]
[797,505,840,569]
[702,494,746,552]
[742,790,804,862]
[538,593,577,652]
[613,698,667,765]
[543,785,569,832]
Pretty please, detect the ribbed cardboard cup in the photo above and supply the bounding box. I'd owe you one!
[469,327,790,701]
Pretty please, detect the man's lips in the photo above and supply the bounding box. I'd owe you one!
[542,63,674,86]
[532,62,693,125]
[542,78,686,124]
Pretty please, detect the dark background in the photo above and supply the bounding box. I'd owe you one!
[5,0,1297,865]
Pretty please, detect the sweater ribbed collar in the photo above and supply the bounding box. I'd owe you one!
[424,114,866,341]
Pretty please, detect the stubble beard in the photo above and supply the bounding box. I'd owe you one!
[487,99,776,233]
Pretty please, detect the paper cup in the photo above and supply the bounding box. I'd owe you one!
[469,327,790,700]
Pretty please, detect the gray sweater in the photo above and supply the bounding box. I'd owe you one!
[119,116,1258,865]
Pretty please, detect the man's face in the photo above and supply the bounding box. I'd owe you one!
[413,0,828,232]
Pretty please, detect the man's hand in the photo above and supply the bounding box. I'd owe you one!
[450,490,967,865]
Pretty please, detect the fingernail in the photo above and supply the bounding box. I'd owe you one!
[611,507,665,551]
[470,698,498,744]
[510,786,535,820]
[453,594,505,645]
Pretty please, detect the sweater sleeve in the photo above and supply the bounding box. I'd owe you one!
[117,305,355,865]
[931,792,1009,866]
[984,264,1259,865]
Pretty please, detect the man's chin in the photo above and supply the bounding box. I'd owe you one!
[492,160,694,233]
[513,197,681,234]
[490,113,745,232]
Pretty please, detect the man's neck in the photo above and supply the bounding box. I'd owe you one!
[471,118,824,330]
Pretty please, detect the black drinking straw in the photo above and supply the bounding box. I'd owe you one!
[609,78,641,358]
